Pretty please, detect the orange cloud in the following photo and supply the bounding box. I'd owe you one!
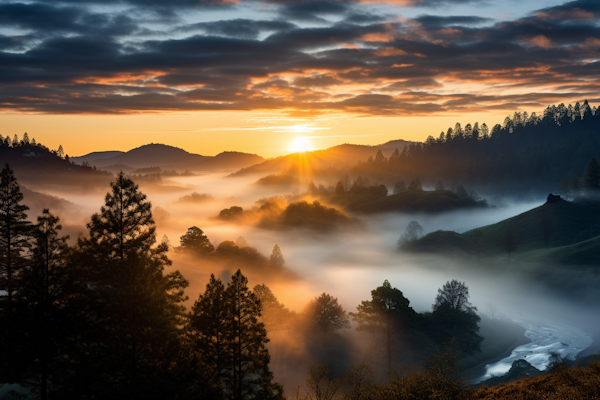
[536,8,594,21]
[530,35,553,48]
[373,47,407,56]
[360,33,395,42]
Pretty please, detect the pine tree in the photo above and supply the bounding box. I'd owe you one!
[226,270,284,400]
[79,172,189,398]
[180,226,214,255]
[17,210,72,399]
[0,164,30,308]
[350,280,418,378]
[189,274,230,391]
[304,293,350,334]
[335,181,345,194]
[57,145,64,159]
[375,149,385,163]
[269,244,285,267]
[583,158,600,191]
[253,284,294,332]
[22,132,30,145]
[12,134,19,147]
[0,165,31,387]
[393,180,406,194]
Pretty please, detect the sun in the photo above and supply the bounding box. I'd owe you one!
[289,136,313,153]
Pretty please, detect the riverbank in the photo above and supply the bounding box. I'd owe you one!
[461,321,531,383]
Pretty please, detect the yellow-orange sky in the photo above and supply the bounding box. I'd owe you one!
[1,110,514,157]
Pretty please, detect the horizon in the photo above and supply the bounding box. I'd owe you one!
[2,0,598,157]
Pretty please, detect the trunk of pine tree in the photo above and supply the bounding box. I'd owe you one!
[387,318,391,379]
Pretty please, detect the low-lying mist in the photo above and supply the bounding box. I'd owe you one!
[24,171,600,390]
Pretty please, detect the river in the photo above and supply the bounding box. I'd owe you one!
[474,314,593,383]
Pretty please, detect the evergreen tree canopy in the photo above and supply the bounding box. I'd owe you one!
[180,226,215,255]
[253,284,294,332]
[583,157,600,190]
[304,292,350,334]
[0,164,30,307]
[350,280,419,377]
[269,244,285,267]
[78,173,189,398]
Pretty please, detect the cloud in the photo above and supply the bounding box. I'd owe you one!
[178,19,296,39]
[1,0,600,116]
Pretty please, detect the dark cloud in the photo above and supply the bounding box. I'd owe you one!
[412,0,489,8]
[414,14,493,28]
[0,3,139,37]
[1,0,600,116]
[277,1,349,22]
[178,19,296,39]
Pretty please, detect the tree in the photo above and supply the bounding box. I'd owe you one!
[433,280,476,313]
[503,229,517,262]
[583,158,600,191]
[375,150,385,163]
[304,361,342,400]
[304,293,350,334]
[253,283,294,332]
[16,209,73,399]
[435,180,445,191]
[308,181,318,194]
[236,236,248,248]
[393,181,406,194]
[343,360,377,400]
[78,172,189,398]
[22,132,30,145]
[269,244,285,267]
[430,280,482,355]
[407,178,422,191]
[57,145,64,159]
[335,181,345,195]
[12,134,19,147]
[180,226,214,255]
[350,280,419,377]
[189,274,229,391]
[226,270,284,400]
[398,220,423,245]
[0,164,31,308]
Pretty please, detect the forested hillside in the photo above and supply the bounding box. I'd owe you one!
[339,100,600,198]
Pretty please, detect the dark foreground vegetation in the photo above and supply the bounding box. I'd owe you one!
[2,154,600,399]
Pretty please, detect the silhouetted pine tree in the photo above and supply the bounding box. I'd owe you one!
[350,280,419,378]
[0,164,30,308]
[269,244,285,267]
[78,172,189,399]
[583,158,600,191]
[17,209,72,400]
[0,164,31,385]
[226,270,284,400]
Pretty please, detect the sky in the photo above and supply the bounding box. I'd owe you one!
[1,0,600,157]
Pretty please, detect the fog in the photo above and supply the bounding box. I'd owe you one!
[23,171,600,389]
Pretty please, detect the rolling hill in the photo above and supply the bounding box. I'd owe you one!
[71,144,264,172]
[229,140,412,178]
[402,195,600,261]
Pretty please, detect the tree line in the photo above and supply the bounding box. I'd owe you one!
[314,100,600,198]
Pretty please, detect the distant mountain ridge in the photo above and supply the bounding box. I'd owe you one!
[71,143,265,172]
[229,140,413,177]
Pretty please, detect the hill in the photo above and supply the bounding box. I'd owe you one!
[341,100,600,198]
[0,144,112,189]
[402,196,600,270]
[72,144,264,172]
[229,140,412,178]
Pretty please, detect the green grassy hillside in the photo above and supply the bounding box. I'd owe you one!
[406,199,600,258]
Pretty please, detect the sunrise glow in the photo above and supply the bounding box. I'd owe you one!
[289,136,313,153]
